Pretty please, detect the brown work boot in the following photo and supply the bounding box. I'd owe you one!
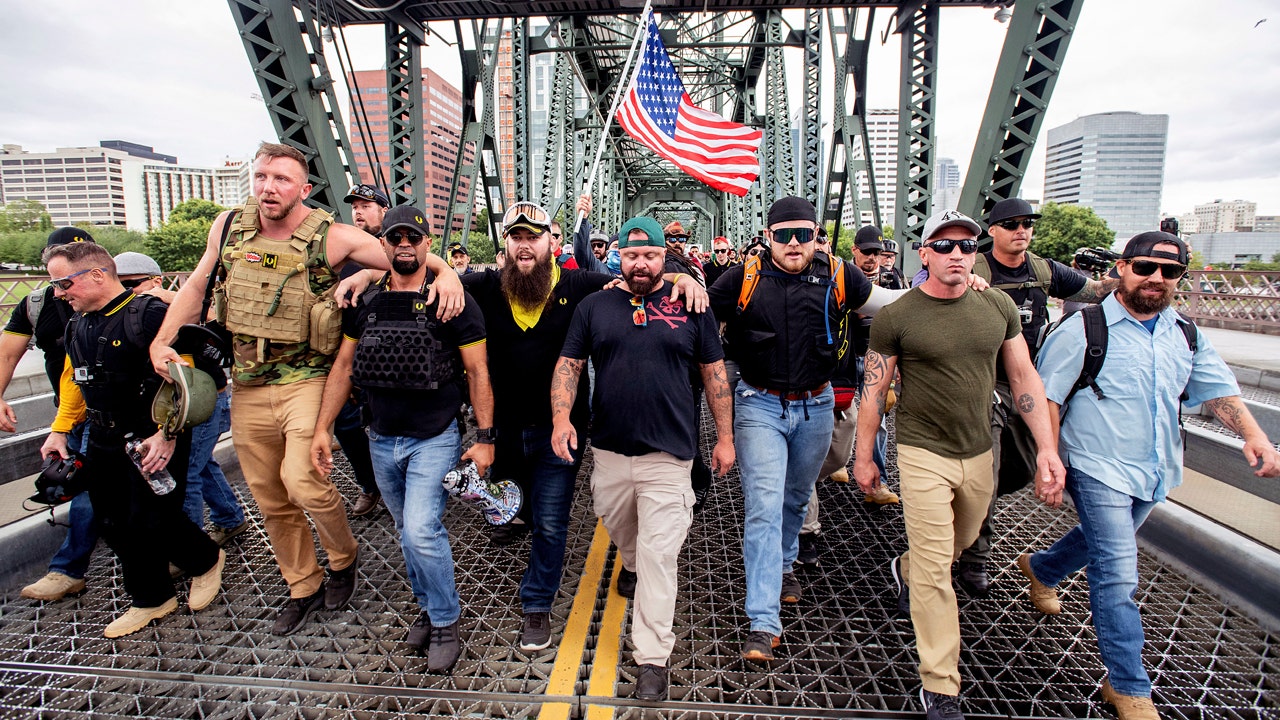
[351,491,382,517]
[1016,554,1061,615]
[863,485,900,505]
[104,597,179,638]
[21,572,86,601]
[1101,677,1161,719]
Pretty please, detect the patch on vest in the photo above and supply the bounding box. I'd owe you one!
[244,251,263,263]
[262,253,279,269]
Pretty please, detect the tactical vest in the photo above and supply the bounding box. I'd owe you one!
[216,197,342,360]
[350,283,461,392]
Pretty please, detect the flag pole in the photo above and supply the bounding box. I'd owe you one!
[573,0,653,232]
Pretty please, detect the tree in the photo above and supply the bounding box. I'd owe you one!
[168,198,224,224]
[882,224,894,240]
[1027,202,1114,264]
[145,199,227,271]
[0,199,54,233]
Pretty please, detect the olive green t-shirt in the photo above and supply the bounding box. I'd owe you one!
[868,287,1020,459]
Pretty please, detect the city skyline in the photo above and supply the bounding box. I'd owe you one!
[2,1,1277,218]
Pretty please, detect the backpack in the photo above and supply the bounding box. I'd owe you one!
[64,293,161,385]
[972,251,1052,293]
[737,252,849,349]
[1054,303,1199,411]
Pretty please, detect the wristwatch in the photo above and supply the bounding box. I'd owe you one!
[475,427,497,444]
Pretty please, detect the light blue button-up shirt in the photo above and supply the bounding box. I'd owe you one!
[1037,294,1239,502]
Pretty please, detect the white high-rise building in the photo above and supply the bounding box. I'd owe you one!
[214,159,252,208]
[1194,199,1256,234]
[1044,112,1168,239]
[842,108,898,230]
[141,163,216,228]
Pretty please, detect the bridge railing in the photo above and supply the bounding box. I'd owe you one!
[0,273,193,320]
[1177,270,1280,335]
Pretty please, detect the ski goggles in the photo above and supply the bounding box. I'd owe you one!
[502,202,552,236]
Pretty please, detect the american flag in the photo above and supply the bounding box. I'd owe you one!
[615,16,762,197]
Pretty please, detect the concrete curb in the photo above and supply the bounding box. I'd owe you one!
[1138,500,1280,634]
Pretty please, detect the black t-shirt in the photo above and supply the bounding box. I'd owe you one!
[462,267,613,429]
[342,276,486,439]
[65,291,168,437]
[4,286,76,404]
[985,253,1087,350]
[561,286,724,460]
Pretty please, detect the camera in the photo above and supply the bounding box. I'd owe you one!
[1073,246,1120,275]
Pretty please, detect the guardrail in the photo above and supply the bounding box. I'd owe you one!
[0,273,192,319]
[1177,270,1280,335]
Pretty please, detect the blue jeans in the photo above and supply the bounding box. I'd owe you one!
[734,382,835,636]
[367,422,462,625]
[1030,467,1158,697]
[183,391,245,529]
[49,423,96,579]
[497,425,581,614]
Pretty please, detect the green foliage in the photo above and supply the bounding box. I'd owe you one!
[1027,202,1114,264]
[0,199,53,233]
[445,230,496,265]
[0,225,146,267]
[144,199,227,272]
[882,224,894,240]
[1239,259,1280,271]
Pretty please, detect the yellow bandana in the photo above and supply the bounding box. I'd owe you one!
[509,262,561,331]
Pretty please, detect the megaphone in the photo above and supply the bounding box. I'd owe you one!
[441,460,522,526]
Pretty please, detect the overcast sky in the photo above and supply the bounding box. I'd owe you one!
[2,0,1277,215]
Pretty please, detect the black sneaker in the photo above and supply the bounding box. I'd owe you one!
[519,611,552,651]
[426,621,462,672]
[780,571,801,604]
[921,688,965,720]
[890,556,910,618]
[796,532,820,567]
[324,554,359,610]
[741,630,778,663]
[489,521,531,547]
[271,587,325,636]
[616,568,637,599]
[954,561,990,597]
[634,663,669,701]
[406,610,431,650]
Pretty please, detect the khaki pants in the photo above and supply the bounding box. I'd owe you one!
[802,409,856,534]
[231,378,358,598]
[591,448,694,667]
[897,444,994,696]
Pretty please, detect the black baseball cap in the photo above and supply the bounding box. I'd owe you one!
[447,241,468,255]
[1122,231,1188,264]
[987,198,1041,225]
[854,225,885,252]
[344,184,390,208]
[46,227,96,247]
[381,205,430,236]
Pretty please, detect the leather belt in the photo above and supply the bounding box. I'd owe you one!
[761,382,830,401]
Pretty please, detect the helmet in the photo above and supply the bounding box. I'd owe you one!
[882,239,899,254]
[30,452,86,505]
[152,362,218,437]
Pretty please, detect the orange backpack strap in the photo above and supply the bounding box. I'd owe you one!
[736,254,763,313]
[831,255,847,308]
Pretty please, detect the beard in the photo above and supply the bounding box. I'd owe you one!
[1119,279,1175,315]
[392,256,421,276]
[258,194,297,221]
[501,251,554,307]
[624,267,660,296]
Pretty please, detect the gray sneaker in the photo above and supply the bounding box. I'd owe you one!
[426,621,462,672]
[519,611,552,651]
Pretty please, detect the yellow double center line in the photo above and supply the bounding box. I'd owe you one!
[537,519,630,720]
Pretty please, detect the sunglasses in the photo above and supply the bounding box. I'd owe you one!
[1127,260,1186,280]
[630,296,647,327]
[995,219,1036,231]
[714,248,729,254]
[49,267,105,291]
[591,241,607,249]
[385,232,426,246]
[120,277,158,290]
[666,235,689,242]
[925,239,979,255]
[770,228,816,245]
[857,248,881,256]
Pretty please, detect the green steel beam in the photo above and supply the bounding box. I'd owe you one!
[894,2,938,275]
[539,20,570,208]
[512,19,530,202]
[227,0,355,216]
[959,0,1085,219]
[822,8,880,250]
[765,11,795,200]
[801,10,822,206]
[385,20,426,212]
[445,19,507,253]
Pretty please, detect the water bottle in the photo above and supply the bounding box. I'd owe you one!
[124,433,176,496]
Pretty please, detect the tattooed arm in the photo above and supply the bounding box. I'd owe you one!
[854,349,897,494]
[1001,334,1067,507]
[550,357,586,462]
[1203,396,1280,477]
[699,360,736,476]
[1064,276,1119,304]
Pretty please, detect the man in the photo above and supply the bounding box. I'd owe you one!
[448,242,474,275]
[1023,232,1280,720]
[344,183,389,236]
[703,235,733,287]
[2,228,99,602]
[149,141,463,636]
[708,196,902,662]
[589,230,610,263]
[310,205,494,673]
[855,209,1065,720]
[460,197,705,653]
[550,216,734,701]
[878,239,907,289]
[115,252,248,547]
[40,242,225,638]
[796,226,898,568]
[955,197,1117,596]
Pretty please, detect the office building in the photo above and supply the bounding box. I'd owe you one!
[1043,111,1169,239]
[933,156,961,212]
[346,67,470,237]
[1255,215,1280,233]
[214,159,252,208]
[842,108,898,230]
[1194,199,1256,234]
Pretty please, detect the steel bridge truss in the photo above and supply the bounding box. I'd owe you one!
[233,1,1082,255]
